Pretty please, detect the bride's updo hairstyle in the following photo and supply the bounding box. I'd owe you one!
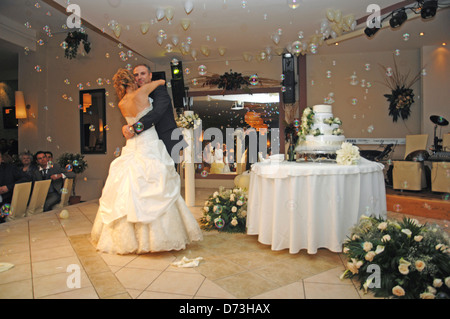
[113,68,136,100]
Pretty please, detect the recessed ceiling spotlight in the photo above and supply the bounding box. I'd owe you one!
[419,32,424,36]
[443,42,447,46]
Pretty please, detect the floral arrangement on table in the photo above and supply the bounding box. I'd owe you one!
[56,152,88,196]
[297,106,315,140]
[379,56,422,122]
[200,187,248,233]
[336,142,360,165]
[63,30,91,60]
[57,152,88,175]
[175,112,201,129]
[341,215,450,299]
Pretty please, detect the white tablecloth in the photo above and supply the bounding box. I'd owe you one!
[246,158,387,254]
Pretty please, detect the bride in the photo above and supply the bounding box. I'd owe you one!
[91,68,203,254]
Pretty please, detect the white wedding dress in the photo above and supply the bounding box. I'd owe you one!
[91,104,203,255]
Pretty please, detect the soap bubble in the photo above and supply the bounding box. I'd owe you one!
[213,204,223,214]
[393,203,402,212]
[215,217,225,229]
[201,170,208,178]
[134,122,144,133]
[249,74,259,86]
[198,65,207,76]
[1,204,11,217]
[367,125,374,133]
[402,33,410,41]
[386,67,393,77]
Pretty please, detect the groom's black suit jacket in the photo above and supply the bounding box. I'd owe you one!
[132,85,186,163]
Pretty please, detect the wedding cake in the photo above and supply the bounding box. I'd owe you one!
[295,104,345,153]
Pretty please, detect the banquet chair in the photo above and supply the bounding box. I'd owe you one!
[392,134,428,191]
[53,178,73,209]
[431,133,450,192]
[9,182,32,219]
[25,179,51,216]
[443,133,450,151]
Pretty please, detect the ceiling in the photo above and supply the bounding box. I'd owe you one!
[0,0,449,65]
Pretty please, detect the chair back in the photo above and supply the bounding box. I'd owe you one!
[26,180,51,216]
[9,182,32,219]
[443,133,450,151]
[54,178,73,209]
[404,134,428,159]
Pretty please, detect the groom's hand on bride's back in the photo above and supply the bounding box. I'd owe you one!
[122,124,135,139]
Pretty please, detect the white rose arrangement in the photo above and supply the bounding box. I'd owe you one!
[336,142,360,165]
[342,215,450,299]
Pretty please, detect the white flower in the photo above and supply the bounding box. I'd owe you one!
[375,245,385,254]
[445,277,450,288]
[420,292,435,299]
[401,229,412,237]
[229,194,235,201]
[398,263,410,275]
[213,191,219,198]
[365,251,376,262]
[414,235,423,242]
[231,206,237,213]
[203,206,209,212]
[427,286,437,294]
[352,234,360,240]
[363,241,373,252]
[381,234,391,242]
[236,200,243,206]
[230,217,238,227]
[378,222,388,231]
[415,260,426,272]
[336,142,360,165]
[433,278,443,288]
[392,285,405,297]
[343,247,350,253]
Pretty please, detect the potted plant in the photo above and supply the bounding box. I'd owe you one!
[56,152,88,204]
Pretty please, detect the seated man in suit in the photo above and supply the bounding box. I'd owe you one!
[33,151,75,212]
[0,152,30,222]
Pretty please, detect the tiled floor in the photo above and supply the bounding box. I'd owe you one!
[0,188,448,299]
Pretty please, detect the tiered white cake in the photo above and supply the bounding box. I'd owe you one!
[295,104,345,153]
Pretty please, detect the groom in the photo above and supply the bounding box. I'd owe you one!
[122,64,186,165]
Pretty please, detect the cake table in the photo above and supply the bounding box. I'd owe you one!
[246,158,387,254]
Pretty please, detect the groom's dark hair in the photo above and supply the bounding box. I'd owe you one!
[134,63,151,73]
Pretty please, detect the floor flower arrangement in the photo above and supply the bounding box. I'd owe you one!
[200,187,247,233]
[341,215,450,299]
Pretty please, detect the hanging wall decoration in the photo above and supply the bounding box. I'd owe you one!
[379,56,423,122]
[64,31,91,59]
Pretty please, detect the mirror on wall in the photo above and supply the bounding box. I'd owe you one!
[79,88,106,154]
[188,91,281,178]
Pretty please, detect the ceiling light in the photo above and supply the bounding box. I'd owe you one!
[389,9,407,28]
[419,32,424,36]
[364,26,381,38]
[421,0,438,19]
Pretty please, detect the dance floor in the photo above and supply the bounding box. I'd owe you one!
[0,188,448,299]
